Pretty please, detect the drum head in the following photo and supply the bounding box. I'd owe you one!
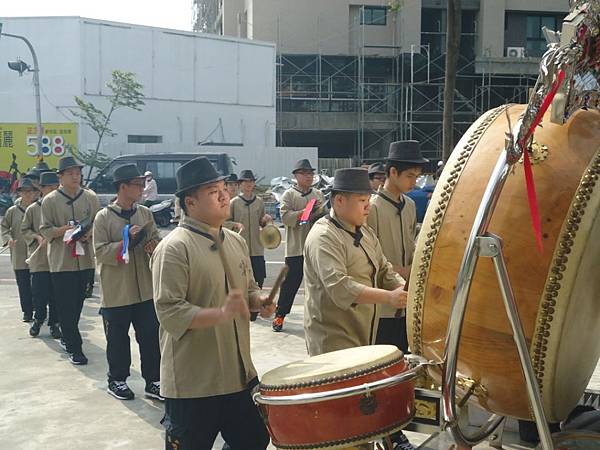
[261,345,402,388]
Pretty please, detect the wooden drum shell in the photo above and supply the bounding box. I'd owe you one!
[407,105,600,422]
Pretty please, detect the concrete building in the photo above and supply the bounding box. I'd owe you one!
[0,16,317,181]
[195,0,570,163]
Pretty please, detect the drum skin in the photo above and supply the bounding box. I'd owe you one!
[258,347,415,449]
[407,104,600,422]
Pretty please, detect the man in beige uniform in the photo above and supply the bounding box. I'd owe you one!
[94,164,162,401]
[40,156,100,365]
[304,168,406,356]
[21,171,62,338]
[229,169,272,290]
[1,178,38,322]
[273,158,326,332]
[368,141,427,354]
[151,156,275,450]
[368,162,386,192]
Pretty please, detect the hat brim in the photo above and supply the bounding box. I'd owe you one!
[17,186,39,192]
[175,175,228,195]
[292,168,316,174]
[238,177,257,181]
[333,187,374,195]
[114,175,146,183]
[57,163,84,173]
[386,157,430,164]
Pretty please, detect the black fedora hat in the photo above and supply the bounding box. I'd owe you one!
[239,169,257,181]
[332,168,373,195]
[113,164,145,183]
[35,161,51,172]
[24,167,41,181]
[16,177,38,192]
[387,140,429,164]
[40,171,59,186]
[226,173,239,184]
[176,156,228,195]
[292,159,316,174]
[57,156,84,173]
[368,162,386,175]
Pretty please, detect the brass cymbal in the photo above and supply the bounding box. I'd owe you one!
[260,223,282,249]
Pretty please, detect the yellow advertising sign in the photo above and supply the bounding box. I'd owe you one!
[0,122,78,175]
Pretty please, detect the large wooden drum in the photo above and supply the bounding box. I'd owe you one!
[407,104,600,423]
[256,345,416,449]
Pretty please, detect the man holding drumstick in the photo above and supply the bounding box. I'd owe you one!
[151,156,275,450]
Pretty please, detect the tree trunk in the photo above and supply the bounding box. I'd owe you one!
[442,0,462,162]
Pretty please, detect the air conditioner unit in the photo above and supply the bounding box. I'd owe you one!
[506,46,526,58]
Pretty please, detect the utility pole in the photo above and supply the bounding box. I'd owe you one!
[1,26,44,159]
[442,0,462,162]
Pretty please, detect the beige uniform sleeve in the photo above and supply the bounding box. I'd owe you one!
[1,208,13,244]
[92,210,122,266]
[40,197,62,242]
[151,240,201,341]
[313,232,367,310]
[375,237,403,291]
[280,190,302,228]
[89,193,101,224]
[20,207,37,247]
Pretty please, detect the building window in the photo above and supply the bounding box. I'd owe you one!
[127,135,163,144]
[360,6,387,26]
[526,15,559,57]
[145,161,181,179]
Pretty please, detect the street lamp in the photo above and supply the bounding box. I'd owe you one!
[0,25,44,159]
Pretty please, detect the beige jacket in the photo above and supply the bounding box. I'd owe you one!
[304,210,402,356]
[367,188,416,318]
[1,204,28,270]
[93,203,160,308]
[20,200,50,273]
[229,195,265,257]
[280,187,325,257]
[40,188,100,272]
[150,215,259,399]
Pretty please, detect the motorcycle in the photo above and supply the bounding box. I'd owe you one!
[149,199,174,228]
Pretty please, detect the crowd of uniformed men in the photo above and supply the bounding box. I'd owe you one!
[1,139,429,450]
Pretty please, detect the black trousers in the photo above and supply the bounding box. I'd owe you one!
[101,299,160,384]
[51,271,88,353]
[275,256,303,317]
[32,271,58,324]
[375,316,409,354]
[250,256,266,289]
[15,269,33,316]
[162,382,269,450]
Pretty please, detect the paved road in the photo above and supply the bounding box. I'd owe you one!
[0,224,598,449]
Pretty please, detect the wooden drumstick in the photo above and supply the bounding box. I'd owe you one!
[25,245,42,265]
[264,265,289,306]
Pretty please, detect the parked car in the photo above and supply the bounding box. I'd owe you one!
[89,152,233,206]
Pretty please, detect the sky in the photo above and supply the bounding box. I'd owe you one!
[1,0,194,31]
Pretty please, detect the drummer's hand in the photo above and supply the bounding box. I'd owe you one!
[221,289,250,321]
[261,214,273,225]
[8,239,16,249]
[387,286,408,309]
[35,235,47,248]
[128,225,142,238]
[259,295,276,318]
[232,222,244,233]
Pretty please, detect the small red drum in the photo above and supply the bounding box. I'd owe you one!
[254,345,421,450]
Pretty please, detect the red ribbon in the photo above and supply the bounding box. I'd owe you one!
[517,70,566,253]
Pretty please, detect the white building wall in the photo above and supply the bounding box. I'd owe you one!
[0,16,315,180]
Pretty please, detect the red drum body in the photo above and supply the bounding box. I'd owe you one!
[257,346,415,450]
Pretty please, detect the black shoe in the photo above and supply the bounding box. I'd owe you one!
[250,311,259,322]
[29,320,42,337]
[22,313,33,323]
[85,284,94,298]
[108,381,135,400]
[49,324,62,339]
[58,338,68,352]
[144,382,164,401]
[389,431,415,450]
[69,351,88,365]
